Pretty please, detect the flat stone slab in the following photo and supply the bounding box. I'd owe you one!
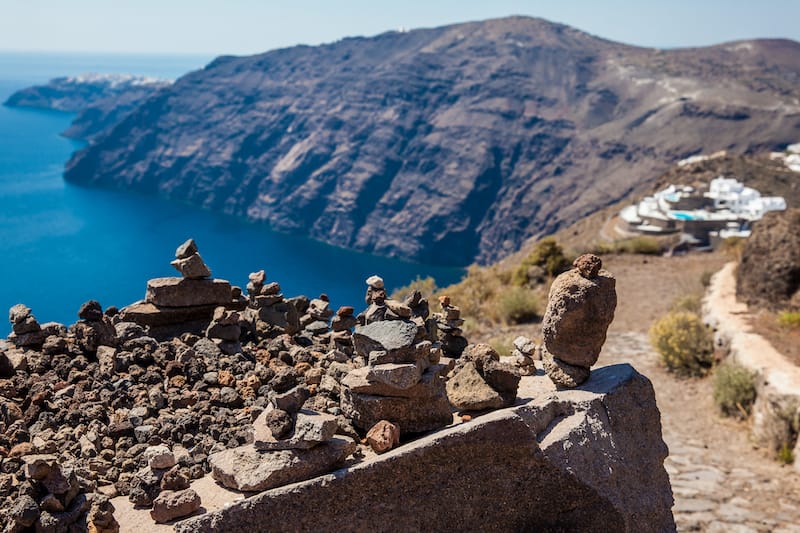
[209,437,356,492]
[253,409,338,451]
[365,363,423,390]
[340,386,453,435]
[179,364,675,533]
[353,320,418,358]
[341,364,448,399]
[146,277,232,307]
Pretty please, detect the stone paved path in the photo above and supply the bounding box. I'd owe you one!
[602,332,800,533]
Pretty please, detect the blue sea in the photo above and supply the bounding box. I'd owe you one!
[0,52,463,334]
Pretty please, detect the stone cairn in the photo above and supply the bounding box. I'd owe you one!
[511,336,538,376]
[128,444,200,523]
[541,254,617,387]
[243,269,300,340]
[208,383,355,492]
[340,275,454,437]
[6,454,119,533]
[446,343,521,411]
[7,305,48,349]
[432,296,468,358]
[119,238,246,340]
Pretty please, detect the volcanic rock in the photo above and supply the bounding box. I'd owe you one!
[446,362,505,411]
[366,420,401,454]
[542,267,616,367]
[146,278,232,307]
[150,488,201,523]
[737,208,800,310]
[209,436,356,492]
[253,409,338,451]
[178,364,674,533]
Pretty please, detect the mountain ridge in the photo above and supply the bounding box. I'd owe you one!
[59,16,800,265]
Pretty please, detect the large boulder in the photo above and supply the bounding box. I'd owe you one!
[737,208,800,310]
[178,364,674,533]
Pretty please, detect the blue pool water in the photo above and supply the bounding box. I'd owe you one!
[0,53,464,334]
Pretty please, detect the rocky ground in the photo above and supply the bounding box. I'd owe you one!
[479,252,800,532]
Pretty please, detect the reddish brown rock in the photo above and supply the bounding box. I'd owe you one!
[150,488,201,523]
[366,420,400,454]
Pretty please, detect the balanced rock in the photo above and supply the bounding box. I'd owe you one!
[541,254,616,387]
[171,253,211,279]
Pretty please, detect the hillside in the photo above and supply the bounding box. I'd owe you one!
[4,73,170,140]
[62,16,800,265]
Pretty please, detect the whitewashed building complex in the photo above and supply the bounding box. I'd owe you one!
[618,176,786,246]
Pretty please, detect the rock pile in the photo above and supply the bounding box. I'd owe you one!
[541,254,617,387]
[7,305,48,348]
[120,239,246,340]
[511,335,538,375]
[446,344,520,411]
[432,296,468,357]
[205,307,242,355]
[3,453,119,533]
[244,270,300,338]
[127,444,200,523]
[209,393,355,492]
[360,275,414,324]
[340,318,453,435]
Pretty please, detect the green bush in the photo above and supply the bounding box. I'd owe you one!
[511,237,571,286]
[778,311,800,329]
[496,286,542,324]
[649,311,714,377]
[713,361,757,418]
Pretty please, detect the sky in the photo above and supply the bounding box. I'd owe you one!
[1,0,799,56]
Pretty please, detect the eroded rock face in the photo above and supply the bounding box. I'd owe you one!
[178,364,675,533]
[737,208,800,311]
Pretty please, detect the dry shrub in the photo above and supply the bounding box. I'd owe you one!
[649,311,714,377]
[391,276,437,302]
[712,361,757,418]
[778,311,800,329]
[495,286,542,325]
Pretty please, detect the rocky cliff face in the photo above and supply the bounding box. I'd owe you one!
[63,16,800,264]
[4,74,170,140]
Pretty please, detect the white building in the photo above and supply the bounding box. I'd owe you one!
[618,176,786,245]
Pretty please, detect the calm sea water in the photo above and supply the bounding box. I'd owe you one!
[0,53,463,333]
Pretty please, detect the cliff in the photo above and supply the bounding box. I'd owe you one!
[61,16,800,264]
[4,73,170,140]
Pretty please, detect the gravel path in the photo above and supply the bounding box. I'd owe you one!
[602,332,800,533]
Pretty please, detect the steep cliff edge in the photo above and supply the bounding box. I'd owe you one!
[62,16,800,264]
[4,73,170,140]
